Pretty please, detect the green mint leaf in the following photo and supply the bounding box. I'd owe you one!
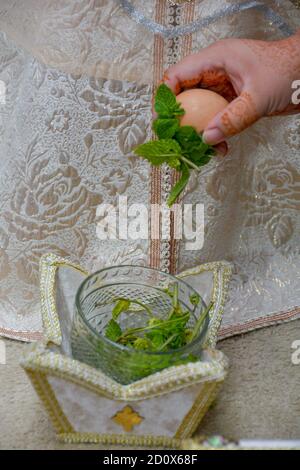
[119,334,139,347]
[105,319,122,342]
[172,105,185,117]
[190,293,200,306]
[167,164,190,207]
[154,83,185,118]
[153,118,179,139]
[112,298,131,320]
[175,126,202,148]
[132,338,151,351]
[154,83,176,116]
[146,331,167,350]
[184,329,194,343]
[184,142,214,167]
[134,139,181,167]
[168,157,181,170]
[195,152,213,166]
[156,83,176,104]
[175,125,215,167]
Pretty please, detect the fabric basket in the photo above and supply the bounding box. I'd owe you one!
[21,253,232,448]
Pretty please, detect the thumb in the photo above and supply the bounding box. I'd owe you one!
[203,91,260,145]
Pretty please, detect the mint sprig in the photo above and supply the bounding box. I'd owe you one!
[167,163,189,207]
[152,118,179,139]
[104,288,211,354]
[112,298,131,320]
[134,84,215,206]
[105,319,122,342]
[102,286,212,379]
[154,83,185,118]
[134,139,181,169]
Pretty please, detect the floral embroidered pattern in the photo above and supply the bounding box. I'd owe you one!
[0,29,151,336]
[284,118,300,150]
[47,110,70,133]
[240,158,300,247]
[80,78,149,154]
[4,156,101,241]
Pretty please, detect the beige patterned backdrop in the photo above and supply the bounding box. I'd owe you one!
[0,0,299,341]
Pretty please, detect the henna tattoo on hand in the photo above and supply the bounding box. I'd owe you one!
[220,92,259,136]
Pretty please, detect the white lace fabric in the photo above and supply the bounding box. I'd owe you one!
[0,0,299,340]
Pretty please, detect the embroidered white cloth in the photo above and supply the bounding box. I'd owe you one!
[0,0,299,341]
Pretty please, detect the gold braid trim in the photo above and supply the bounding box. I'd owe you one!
[25,370,74,434]
[58,432,181,448]
[177,261,233,347]
[23,347,227,402]
[40,253,88,346]
[175,381,222,439]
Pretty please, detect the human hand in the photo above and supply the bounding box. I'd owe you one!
[163,32,300,153]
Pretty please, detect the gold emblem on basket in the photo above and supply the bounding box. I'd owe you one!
[112,405,143,432]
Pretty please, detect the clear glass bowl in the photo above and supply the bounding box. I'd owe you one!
[71,265,209,384]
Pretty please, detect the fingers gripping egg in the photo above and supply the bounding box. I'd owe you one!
[176,89,229,133]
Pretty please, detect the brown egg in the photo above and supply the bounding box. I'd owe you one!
[176,89,229,133]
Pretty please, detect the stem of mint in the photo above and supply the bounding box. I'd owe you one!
[173,283,178,310]
[127,299,154,318]
[179,155,201,171]
[156,333,178,351]
[189,302,213,343]
[118,313,189,340]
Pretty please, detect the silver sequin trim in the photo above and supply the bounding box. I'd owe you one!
[117,0,294,38]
